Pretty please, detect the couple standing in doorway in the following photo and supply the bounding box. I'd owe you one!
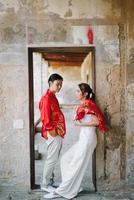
[39,73,108,199]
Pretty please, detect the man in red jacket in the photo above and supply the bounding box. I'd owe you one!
[39,73,66,193]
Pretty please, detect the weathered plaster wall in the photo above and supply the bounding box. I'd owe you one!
[94,24,122,189]
[126,0,134,184]
[0,0,133,190]
[0,64,29,188]
[0,0,29,188]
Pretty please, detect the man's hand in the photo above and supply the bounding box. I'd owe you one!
[48,129,58,137]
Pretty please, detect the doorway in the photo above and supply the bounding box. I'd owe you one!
[28,47,96,190]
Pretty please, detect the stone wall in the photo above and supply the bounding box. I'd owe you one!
[0,0,133,190]
[126,0,134,184]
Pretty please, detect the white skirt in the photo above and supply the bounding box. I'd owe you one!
[56,114,97,199]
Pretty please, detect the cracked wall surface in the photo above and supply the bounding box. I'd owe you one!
[125,0,134,184]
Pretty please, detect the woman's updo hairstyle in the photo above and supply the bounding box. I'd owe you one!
[78,83,95,101]
[48,73,63,86]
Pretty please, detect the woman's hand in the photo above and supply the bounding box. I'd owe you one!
[74,120,81,126]
[90,115,99,126]
[74,115,99,127]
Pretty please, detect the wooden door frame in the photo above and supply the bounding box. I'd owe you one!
[28,46,96,190]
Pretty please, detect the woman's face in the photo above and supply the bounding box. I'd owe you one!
[49,80,63,93]
[75,87,85,101]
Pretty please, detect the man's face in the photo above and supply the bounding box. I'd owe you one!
[50,80,63,93]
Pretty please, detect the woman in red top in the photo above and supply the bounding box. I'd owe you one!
[44,83,107,199]
[74,84,108,133]
[39,73,66,193]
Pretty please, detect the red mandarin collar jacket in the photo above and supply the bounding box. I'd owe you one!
[75,99,108,133]
[39,89,66,139]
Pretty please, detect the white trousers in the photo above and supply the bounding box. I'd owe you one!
[42,134,62,187]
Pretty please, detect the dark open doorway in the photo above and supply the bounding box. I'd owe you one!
[28,47,96,190]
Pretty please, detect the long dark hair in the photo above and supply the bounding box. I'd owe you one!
[48,73,63,86]
[78,83,95,101]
